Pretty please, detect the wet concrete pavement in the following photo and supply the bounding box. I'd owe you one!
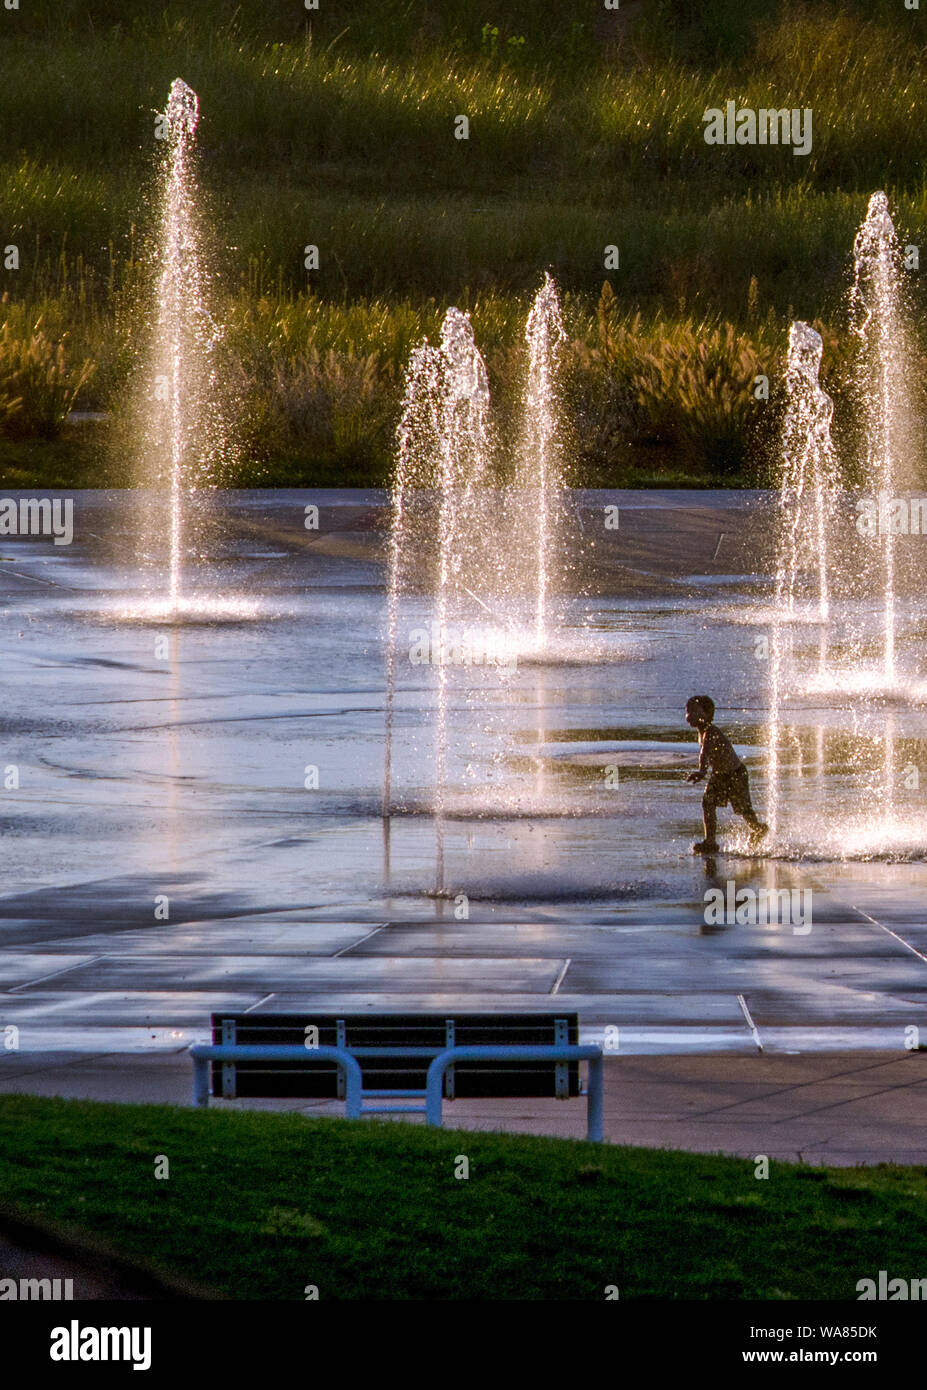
[2,490,927,1159]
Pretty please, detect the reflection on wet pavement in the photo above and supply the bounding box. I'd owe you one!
[2,490,927,1057]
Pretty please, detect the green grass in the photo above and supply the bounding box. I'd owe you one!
[1,1093,926,1300]
[1,0,926,485]
[0,430,109,490]
[4,3,926,305]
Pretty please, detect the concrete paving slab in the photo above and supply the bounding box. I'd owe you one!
[19,955,567,993]
[31,923,382,956]
[0,990,263,1028]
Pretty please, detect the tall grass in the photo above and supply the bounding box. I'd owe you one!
[0,306,95,439]
[0,0,925,483]
[2,4,922,193]
[7,181,926,316]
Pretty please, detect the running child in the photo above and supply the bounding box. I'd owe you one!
[685,695,768,854]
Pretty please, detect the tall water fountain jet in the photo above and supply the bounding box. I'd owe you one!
[163,81,199,605]
[515,273,567,647]
[382,345,441,820]
[777,322,840,627]
[767,322,840,840]
[851,191,910,688]
[383,309,493,846]
[137,79,232,613]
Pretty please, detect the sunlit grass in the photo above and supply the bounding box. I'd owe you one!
[0,0,925,483]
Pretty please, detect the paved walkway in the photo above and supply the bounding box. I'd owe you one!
[3,1048,925,1166]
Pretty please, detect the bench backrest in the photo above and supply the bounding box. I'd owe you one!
[209,1012,580,1099]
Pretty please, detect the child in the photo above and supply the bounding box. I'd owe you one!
[685,695,768,853]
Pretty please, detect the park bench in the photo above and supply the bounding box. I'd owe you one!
[190,1011,605,1140]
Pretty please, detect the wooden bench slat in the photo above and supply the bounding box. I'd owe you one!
[209,1011,580,1100]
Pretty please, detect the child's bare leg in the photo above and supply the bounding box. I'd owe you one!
[702,797,718,847]
[735,774,767,837]
[741,798,768,835]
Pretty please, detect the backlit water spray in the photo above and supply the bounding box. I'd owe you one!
[851,190,909,690]
[517,273,567,647]
[163,81,200,605]
[767,321,839,840]
[136,79,234,617]
[383,310,492,886]
[765,193,919,854]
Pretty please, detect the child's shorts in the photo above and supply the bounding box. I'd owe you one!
[705,766,754,815]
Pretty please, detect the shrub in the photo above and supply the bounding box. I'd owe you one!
[571,283,767,477]
[0,313,95,439]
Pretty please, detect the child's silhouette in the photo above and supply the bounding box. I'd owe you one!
[685,695,768,854]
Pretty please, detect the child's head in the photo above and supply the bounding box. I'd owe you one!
[685,695,715,728]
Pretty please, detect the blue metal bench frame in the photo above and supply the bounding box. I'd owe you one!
[190,1042,605,1140]
[426,1045,605,1140]
[191,1045,363,1116]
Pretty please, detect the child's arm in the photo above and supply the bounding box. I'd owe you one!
[686,732,707,783]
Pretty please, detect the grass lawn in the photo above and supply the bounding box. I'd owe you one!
[0,1093,925,1300]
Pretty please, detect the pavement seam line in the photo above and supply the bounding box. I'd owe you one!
[334,924,388,957]
[760,1076,927,1124]
[737,993,763,1051]
[9,957,104,993]
[683,1056,923,1120]
[242,992,275,1013]
[550,959,571,994]
[851,906,927,966]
